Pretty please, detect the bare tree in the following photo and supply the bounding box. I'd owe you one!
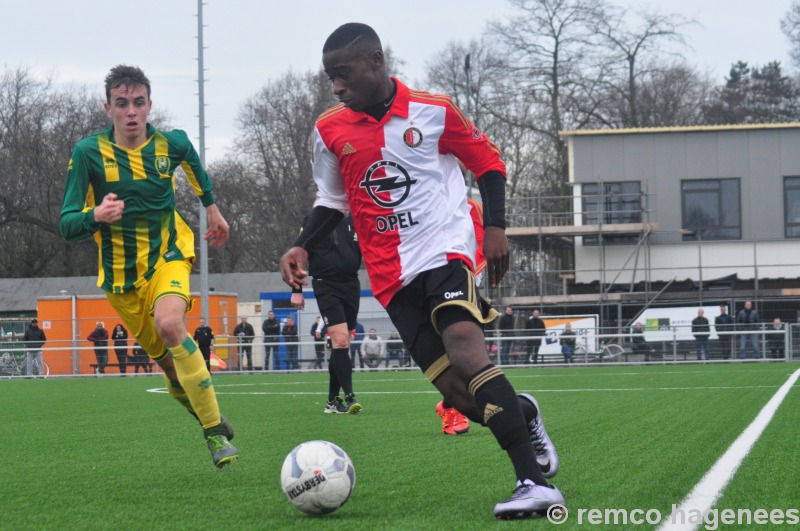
[488,0,606,195]
[199,70,336,272]
[423,38,545,199]
[422,39,501,126]
[782,1,800,69]
[590,5,694,127]
[633,64,711,126]
[0,67,107,277]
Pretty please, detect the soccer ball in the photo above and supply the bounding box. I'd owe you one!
[280,440,356,515]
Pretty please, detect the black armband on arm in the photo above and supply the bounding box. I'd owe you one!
[292,206,344,251]
[477,170,506,229]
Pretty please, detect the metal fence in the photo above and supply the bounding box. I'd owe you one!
[485,324,798,365]
[3,322,796,378]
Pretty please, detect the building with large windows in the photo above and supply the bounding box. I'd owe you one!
[504,124,800,330]
[563,123,800,287]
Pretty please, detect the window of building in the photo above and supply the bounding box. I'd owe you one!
[784,176,800,238]
[582,181,642,244]
[680,178,741,240]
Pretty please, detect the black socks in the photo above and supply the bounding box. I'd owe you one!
[469,365,548,486]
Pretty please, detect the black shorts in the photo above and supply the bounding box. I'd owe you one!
[386,260,497,382]
[312,277,360,330]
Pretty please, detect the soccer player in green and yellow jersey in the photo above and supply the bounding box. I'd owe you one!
[60,65,237,468]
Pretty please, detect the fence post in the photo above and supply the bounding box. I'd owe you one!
[784,325,790,361]
[71,294,78,375]
[672,327,678,362]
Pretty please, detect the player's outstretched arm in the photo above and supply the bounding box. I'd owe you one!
[484,226,509,288]
[205,204,230,247]
[280,247,309,291]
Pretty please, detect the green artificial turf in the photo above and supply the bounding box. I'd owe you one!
[2,362,797,530]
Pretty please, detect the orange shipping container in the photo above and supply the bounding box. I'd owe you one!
[37,292,238,376]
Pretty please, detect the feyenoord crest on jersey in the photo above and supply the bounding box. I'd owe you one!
[403,127,423,148]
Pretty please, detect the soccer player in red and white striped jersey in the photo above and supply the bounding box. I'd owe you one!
[280,23,562,519]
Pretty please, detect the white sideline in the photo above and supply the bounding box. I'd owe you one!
[146,384,781,395]
[657,368,800,531]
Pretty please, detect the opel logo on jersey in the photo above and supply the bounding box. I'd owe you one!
[360,160,417,208]
[403,127,423,148]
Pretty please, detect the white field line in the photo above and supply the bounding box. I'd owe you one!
[657,367,800,531]
[146,384,780,395]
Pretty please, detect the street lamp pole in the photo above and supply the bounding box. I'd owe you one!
[463,53,476,201]
[464,53,472,120]
[197,0,210,324]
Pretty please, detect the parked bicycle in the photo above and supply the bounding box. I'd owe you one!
[573,340,625,362]
[0,351,49,377]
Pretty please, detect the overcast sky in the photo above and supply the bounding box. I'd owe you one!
[2,0,795,163]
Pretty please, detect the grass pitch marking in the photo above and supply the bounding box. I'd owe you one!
[657,367,800,531]
[146,382,780,395]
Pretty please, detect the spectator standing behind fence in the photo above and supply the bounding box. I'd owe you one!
[233,317,255,371]
[131,342,151,373]
[282,316,299,370]
[23,318,46,377]
[87,322,109,374]
[310,316,327,370]
[737,300,761,359]
[112,324,129,375]
[386,330,404,367]
[715,305,734,359]
[262,311,281,371]
[767,318,785,359]
[560,323,575,364]
[497,306,515,365]
[193,319,215,372]
[526,310,546,364]
[692,309,711,361]
[361,328,385,369]
[631,322,652,361]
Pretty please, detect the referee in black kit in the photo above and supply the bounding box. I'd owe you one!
[290,215,363,414]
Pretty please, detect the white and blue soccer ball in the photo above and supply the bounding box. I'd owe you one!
[280,440,356,515]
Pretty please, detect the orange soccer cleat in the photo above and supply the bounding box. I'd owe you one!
[436,400,470,435]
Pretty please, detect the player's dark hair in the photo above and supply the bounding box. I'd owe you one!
[104,65,151,102]
[323,23,382,55]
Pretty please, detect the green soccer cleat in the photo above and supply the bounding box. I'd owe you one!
[206,433,239,468]
[345,393,362,415]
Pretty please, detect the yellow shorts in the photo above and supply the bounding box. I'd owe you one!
[106,259,194,361]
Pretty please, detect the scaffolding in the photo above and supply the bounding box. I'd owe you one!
[499,189,800,332]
